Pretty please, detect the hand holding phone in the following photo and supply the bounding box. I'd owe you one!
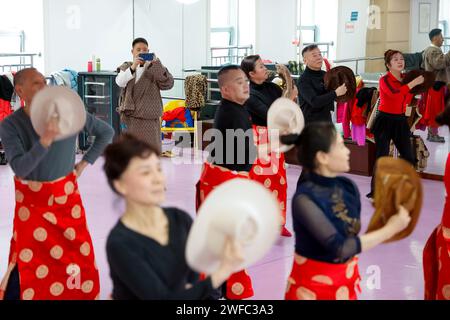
[139,53,155,61]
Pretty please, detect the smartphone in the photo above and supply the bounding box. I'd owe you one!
[139,53,154,61]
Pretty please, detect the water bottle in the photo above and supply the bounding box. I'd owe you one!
[96,58,101,72]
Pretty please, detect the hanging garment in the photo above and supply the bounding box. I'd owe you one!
[185,74,208,111]
[62,69,79,91]
[0,75,14,101]
[0,99,12,122]
[351,124,366,146]
[424,83,446,129]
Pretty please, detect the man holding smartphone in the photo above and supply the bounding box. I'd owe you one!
[116,37,174,153]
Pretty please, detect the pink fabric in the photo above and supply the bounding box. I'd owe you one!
[351,124,366,146]
[342,102,352,139]
[336,102,345,123]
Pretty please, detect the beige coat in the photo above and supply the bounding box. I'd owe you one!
[422,45,450,83]
[117,60,174,152]
[118,59,174,119]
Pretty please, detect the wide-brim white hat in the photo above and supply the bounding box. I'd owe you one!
[30,86,86,141]
[267,98,305,153]
[186,179,281,274]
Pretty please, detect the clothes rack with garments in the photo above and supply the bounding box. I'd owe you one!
[0,72,16,165]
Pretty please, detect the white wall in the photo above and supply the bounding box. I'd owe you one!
[255,0,297,63]
[43,0,133,74]
[43,0,208,80]
[410,0,439,52]
[336,0,370,71]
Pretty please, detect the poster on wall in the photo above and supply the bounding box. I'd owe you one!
[419,3,431,33]
[345,22,355,33]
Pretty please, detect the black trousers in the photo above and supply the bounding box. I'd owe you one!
[370,112,415,193]
[4,266,20,300]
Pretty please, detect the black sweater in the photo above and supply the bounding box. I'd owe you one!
[245,81,282,126]
[297,67,336,123]
[106,207,214,300]
[209,99,257,172]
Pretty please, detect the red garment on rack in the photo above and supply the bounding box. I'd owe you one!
[424,86,446,129]
[162,107,187,122]
[0,99,12,122]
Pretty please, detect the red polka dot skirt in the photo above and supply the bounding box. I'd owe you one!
[0,172,99,300]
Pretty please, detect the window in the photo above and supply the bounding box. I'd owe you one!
[296,0,337,60]
[439,0,450,52]
[0,0,44,72]
[209,0,255,66]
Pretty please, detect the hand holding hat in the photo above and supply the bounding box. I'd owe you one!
[267,98,305,153]
[402,70,435,94]
[30,86,87,143]
[186,179,281,275]
[209,237,245,288]
[39,112,61,148]
[324,66,357,102]
[384,205,412,238]
[366,157,423,242]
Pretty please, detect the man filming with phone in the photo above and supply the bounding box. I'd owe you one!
[116,37,174,153]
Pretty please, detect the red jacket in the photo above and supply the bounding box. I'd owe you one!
[378,72,412,115]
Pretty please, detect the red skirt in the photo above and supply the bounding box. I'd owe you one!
[249,125,287,226]
[285,254,361,300]
[423,153,450,300]
[423,223,450,300]
[424,87,445,129]
[196,162,254,300]
[0,172,99,300]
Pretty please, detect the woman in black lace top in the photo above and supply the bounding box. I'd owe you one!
[283,122,411,300]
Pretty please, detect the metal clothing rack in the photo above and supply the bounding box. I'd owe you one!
[210,44,253,66]
[0,30,39,72]
[0,53,39,72]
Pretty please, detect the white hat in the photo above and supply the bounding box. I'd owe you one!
[186,179,281,274]
[267,97,305,153]
[30,86,86,141]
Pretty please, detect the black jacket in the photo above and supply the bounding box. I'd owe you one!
[245,81,282,126]
[297,67,336,123]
